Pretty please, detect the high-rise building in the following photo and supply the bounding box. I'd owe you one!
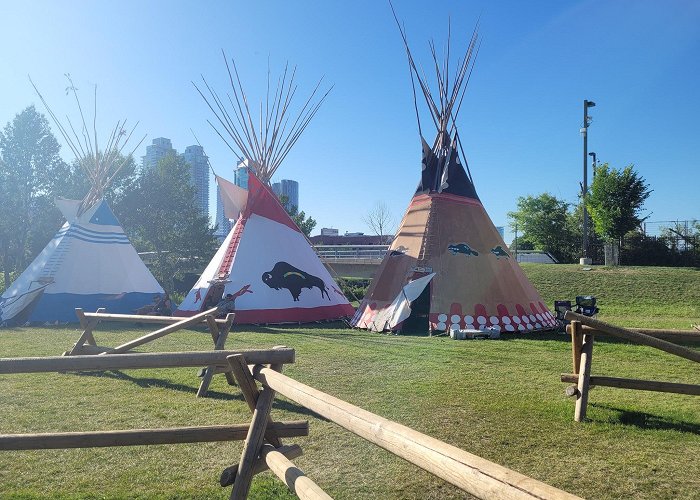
[143,138,210,218]
[271,179,299,211]
[233,163,249,189]
[214,184,233,241]
[142,137,176,171]
[182,145,209,216]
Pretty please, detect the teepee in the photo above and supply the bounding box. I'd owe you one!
[0,78,164,325]
[176,55,353,323]
[352,16,556,334]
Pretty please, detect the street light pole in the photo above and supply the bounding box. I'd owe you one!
[581,99,595,265]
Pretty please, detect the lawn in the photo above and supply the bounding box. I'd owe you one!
[0,264,698,499]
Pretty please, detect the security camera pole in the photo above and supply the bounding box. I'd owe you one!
[580,99,595,265]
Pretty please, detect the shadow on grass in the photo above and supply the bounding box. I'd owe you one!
[72,370,328,421]
[591,403,700,434]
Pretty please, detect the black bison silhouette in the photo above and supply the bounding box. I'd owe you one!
[262,261,330,302]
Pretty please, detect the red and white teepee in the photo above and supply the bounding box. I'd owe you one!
[176,54,353,323]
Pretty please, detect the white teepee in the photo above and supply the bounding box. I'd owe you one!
[176,55,353,323]
[0,78,163,325]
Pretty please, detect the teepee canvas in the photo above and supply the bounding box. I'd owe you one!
[0,78,163,325]
[352,18,555,334]
[177,169,353,322]
[176,54,353,323]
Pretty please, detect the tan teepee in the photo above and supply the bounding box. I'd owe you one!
[352,15,555,334]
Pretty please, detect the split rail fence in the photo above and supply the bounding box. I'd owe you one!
[67,307,234,397]
[0,349,582,499]
[562,311,700,422]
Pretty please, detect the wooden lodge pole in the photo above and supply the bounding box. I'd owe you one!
[252,367,582,500]
[0,421,308,450]
[564,312,700,364]
[261,444,332,500]
[560,374,700,396]
[0,349,295,374]
[107,308,219,354]
[574,333,594,422]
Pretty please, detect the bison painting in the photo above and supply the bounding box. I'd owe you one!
[262,261,330,302]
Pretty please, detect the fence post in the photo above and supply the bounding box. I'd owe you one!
[570,321,583,374]
[574,333,594,422]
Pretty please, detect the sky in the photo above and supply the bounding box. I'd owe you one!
[1,0,699,242]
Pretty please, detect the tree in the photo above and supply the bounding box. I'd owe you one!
[362,201,395,244]
[118,154,218,292]
[587,163,652,243]
[0,106,69,289]
[279,194,316,237]
[507,193,578,262]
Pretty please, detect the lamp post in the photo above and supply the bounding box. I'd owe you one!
[580,99,595,265]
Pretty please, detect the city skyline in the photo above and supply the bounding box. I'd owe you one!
[2,1,699,241]
[142,137,209,218]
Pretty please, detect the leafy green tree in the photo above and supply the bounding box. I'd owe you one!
[587,163,652,242]
[0,106,69,288]
[279,194,316,237]
[507,193,579,262]
[118,154,218,292]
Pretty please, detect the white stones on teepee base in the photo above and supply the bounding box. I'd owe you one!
[501,316,511,324]
[450,323,461,331]
[451,314,461,323]
[437,313,448,323]
[505,324,515,332]
[464,315,474,324]
[489,315,499,325]
[437,322,447,330]
[477,316,487,325]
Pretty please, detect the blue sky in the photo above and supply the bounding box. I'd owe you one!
[2,1,699,241]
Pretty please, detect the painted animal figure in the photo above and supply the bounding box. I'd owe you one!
[262,261,330,301]
[490,245,510,259]
[448,243,479,256]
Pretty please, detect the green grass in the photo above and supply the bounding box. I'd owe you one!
[0,264,699,499]
[521,264,699,329]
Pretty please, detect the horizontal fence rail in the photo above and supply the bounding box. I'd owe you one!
[564,312,700,363]
[0,349,295,374]
[0,421,309,450]
[250,363,581,500]
[560,374,700,395]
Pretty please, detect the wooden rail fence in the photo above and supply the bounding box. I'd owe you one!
[0,349,582,499]
[562,311,700,422]
[67,308,234,396]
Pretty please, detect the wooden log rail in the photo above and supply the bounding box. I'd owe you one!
[80,310,231,325]
[563,313,699,422]
[563,311,700,364]
[0,421,309,450]
[580,326,700,345]
[560,374,700,395]
[248,362,582,500]
[0,348,295,374]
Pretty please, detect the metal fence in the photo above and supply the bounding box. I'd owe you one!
[315,245,389,261]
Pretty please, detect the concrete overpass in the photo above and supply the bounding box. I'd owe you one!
[316,245,387,279]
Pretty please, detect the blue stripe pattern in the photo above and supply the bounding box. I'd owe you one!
[53,224,130,245]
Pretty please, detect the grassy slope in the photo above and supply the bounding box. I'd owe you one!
[0,265,698,499]
[522,264,699,329]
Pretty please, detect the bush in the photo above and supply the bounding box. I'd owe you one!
[337,277,371,301]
